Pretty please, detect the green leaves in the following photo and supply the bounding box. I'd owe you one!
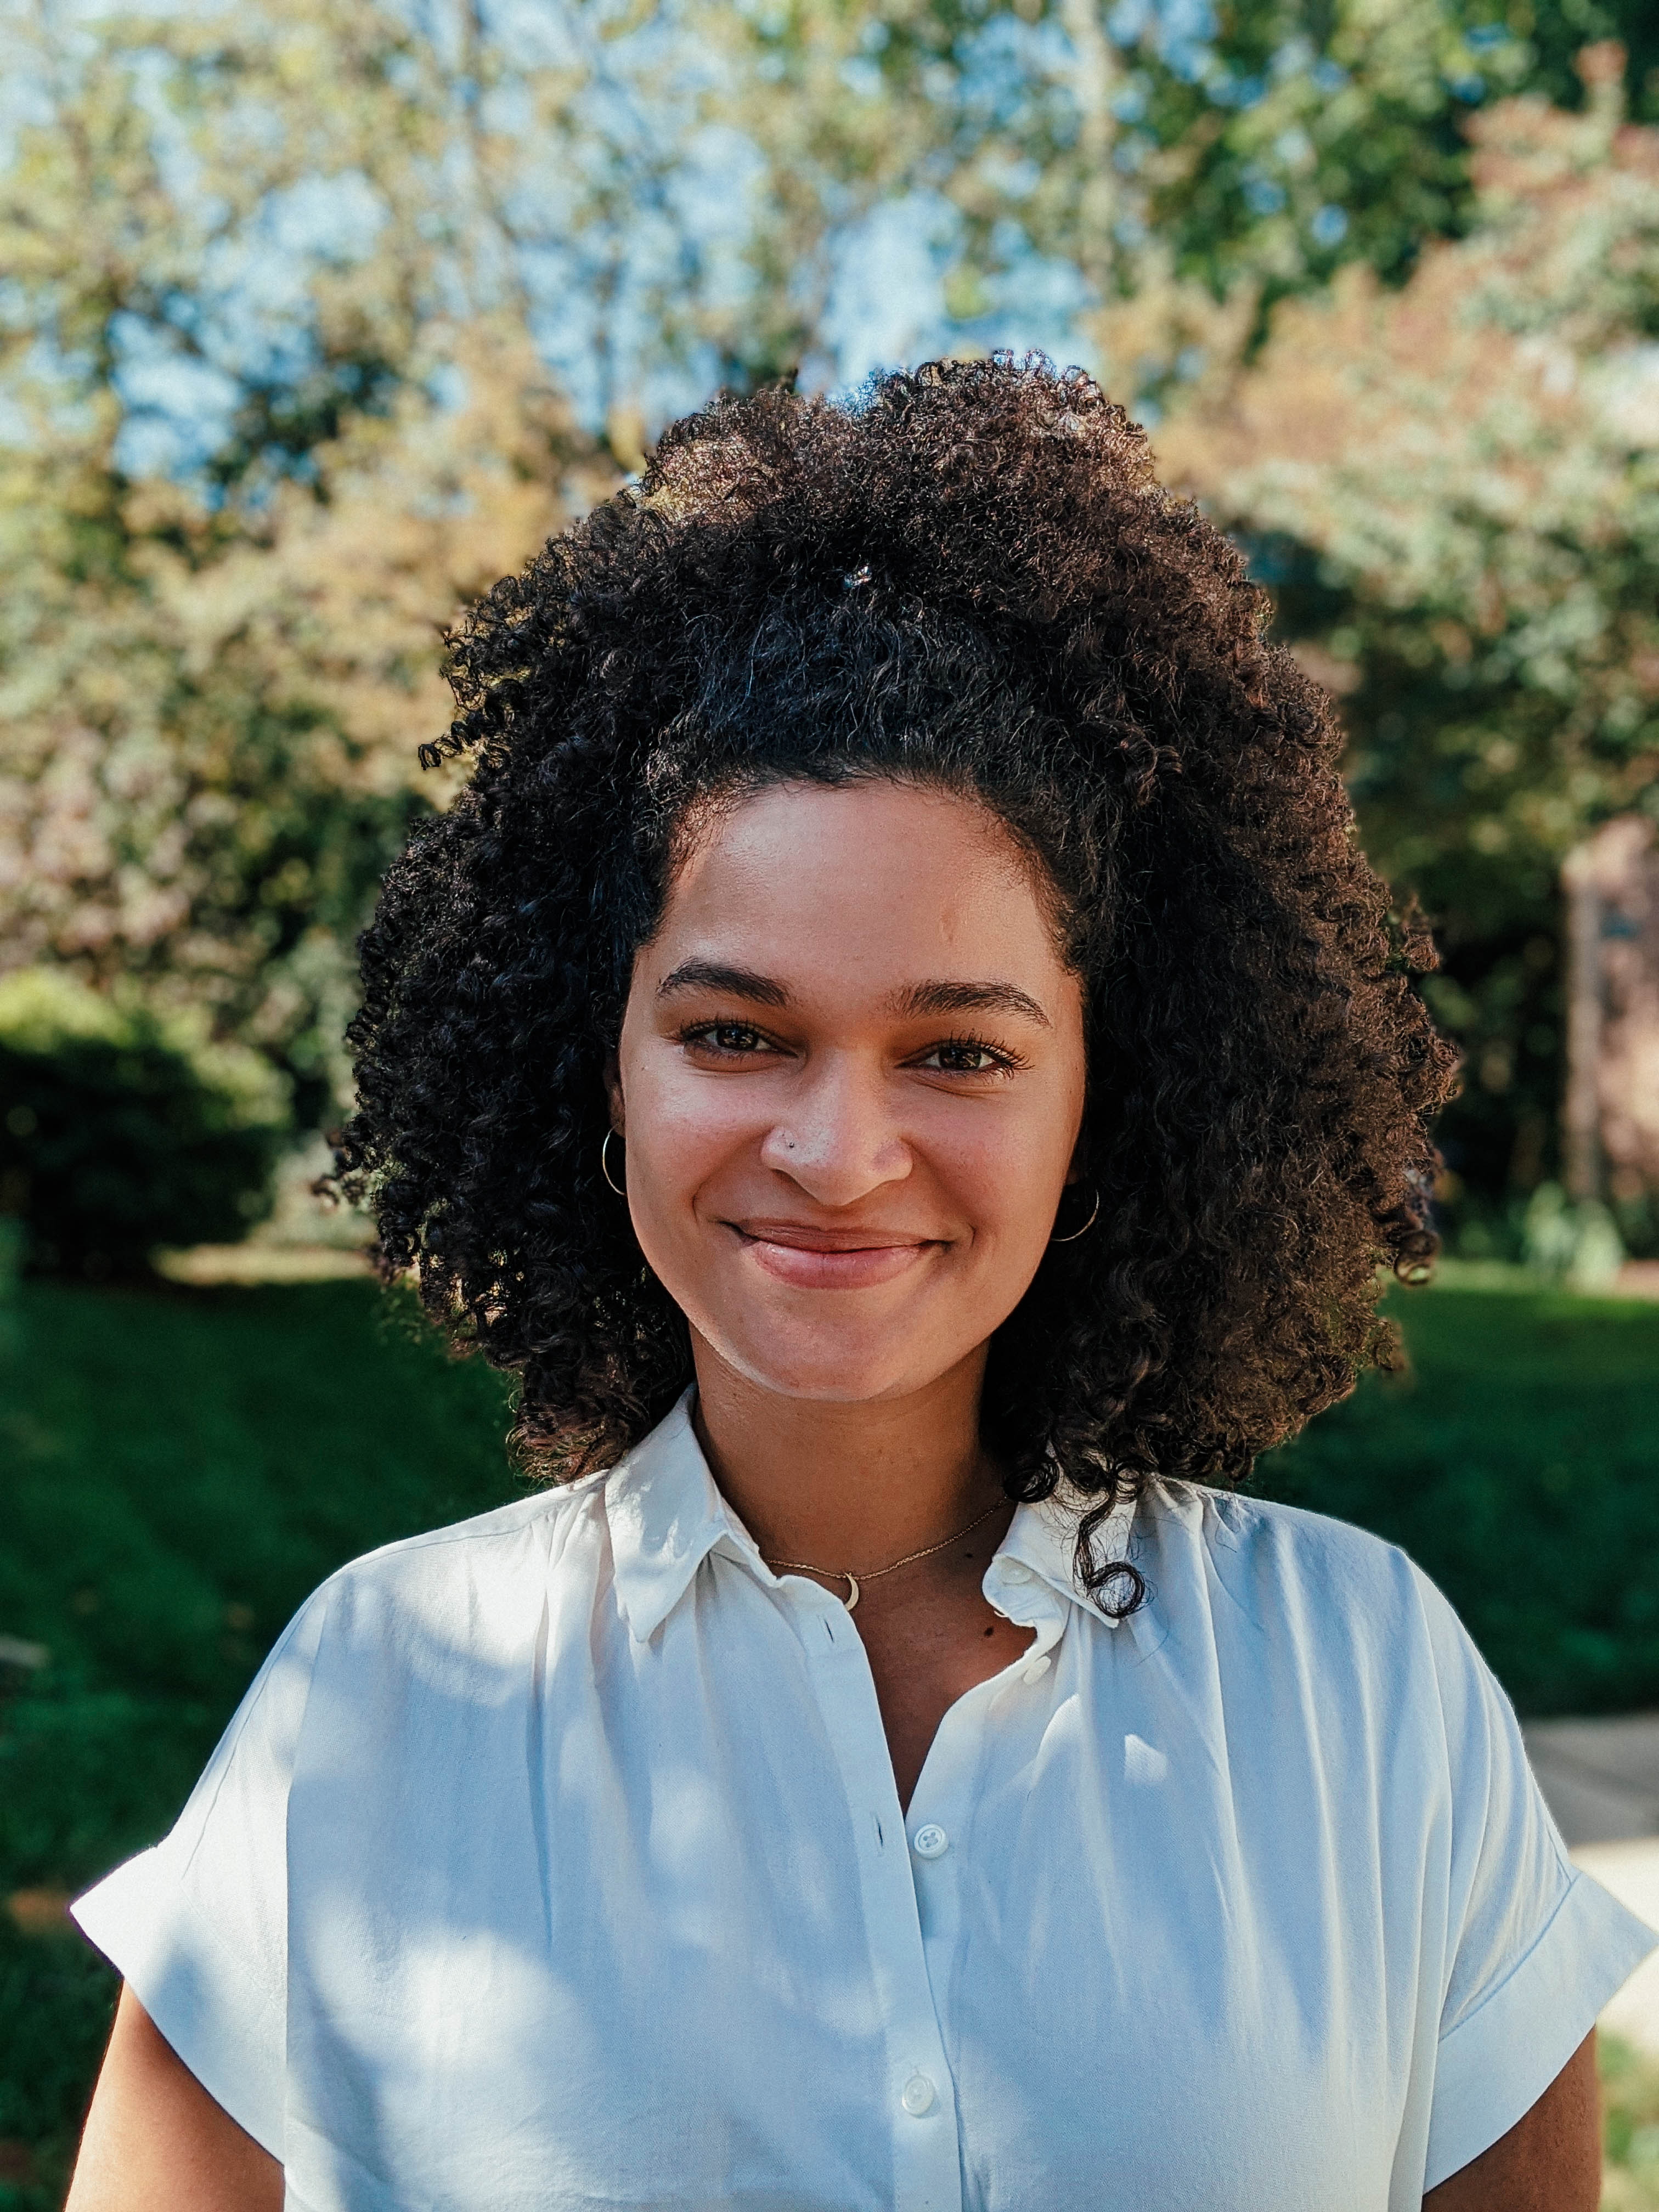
[0,8,608,1134]
[0,970,292,1274]
[1159,63,1659,1222]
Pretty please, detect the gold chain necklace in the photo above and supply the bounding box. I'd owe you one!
[762,1499,1007,1612]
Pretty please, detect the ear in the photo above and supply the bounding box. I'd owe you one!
[1064,1134,1086,1188]
[603,1050,624,1137]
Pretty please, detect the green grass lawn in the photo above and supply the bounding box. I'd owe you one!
[0,1277,518,2205]
[1,1271,1657,2205]
[1255,1280,1659,1718]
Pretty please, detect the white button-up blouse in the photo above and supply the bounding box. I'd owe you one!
[76,1391,1653,2211]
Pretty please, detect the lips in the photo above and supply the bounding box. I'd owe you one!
[727,1218,943,1290]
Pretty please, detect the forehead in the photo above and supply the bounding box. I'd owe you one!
[653,781,1065,978]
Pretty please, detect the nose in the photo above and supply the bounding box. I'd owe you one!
[759,1049,912,1207]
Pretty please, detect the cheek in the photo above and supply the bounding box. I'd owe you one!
[909,1092,1080,1234]
[620,1057,754,1217]
[972,1130,1071,1246]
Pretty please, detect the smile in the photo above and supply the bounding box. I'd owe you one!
[726,1220,944,1290]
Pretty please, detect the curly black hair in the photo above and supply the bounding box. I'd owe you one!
[333,354,1457,1608]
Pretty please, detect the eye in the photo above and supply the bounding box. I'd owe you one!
[915,1037,1019,1076]
[680,1020,775,1057]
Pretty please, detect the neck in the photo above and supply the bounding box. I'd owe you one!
[689,1338,1003,1575]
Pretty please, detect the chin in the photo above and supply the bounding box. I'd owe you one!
[703,1320,950,1407]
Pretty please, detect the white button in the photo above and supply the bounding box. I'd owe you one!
[1022,1655,1052,1684]
[901,2074,936,2117]
[1000,1560,1033,1584]
[911,1823,949,1859]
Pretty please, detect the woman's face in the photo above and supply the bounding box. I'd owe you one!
[612,779,1088,1407]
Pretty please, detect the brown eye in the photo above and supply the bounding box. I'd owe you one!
[686,1022,769,1055]
[921,1040,1009,1074]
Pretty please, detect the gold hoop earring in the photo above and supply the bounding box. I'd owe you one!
[1049,1188,1099,1244]
[601,1129,626,1197]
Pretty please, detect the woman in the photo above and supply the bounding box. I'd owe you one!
[69,358,1652,2210]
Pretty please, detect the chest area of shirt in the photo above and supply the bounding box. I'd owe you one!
[283,1590,1418,2212]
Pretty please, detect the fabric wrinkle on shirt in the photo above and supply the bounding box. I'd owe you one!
[74,1387,1657,2212]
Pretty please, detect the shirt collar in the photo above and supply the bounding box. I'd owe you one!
[989,1484,1139,1630]
[604,1389,1139,1643]
[604,1390,744,1643]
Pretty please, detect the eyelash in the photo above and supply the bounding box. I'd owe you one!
[675,1022,1025,1077]
[923,1033,1025,1076]
[678,1021,776,1057]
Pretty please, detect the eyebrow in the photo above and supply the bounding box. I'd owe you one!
[657,961,791,1008]
[888,978,1052,1028]
[656,962,1049,1029]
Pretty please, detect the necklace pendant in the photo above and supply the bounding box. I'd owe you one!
[843,1573,860,1611]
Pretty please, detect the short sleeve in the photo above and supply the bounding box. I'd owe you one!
[71,1587,330,2160]
[1415,1565,1658,2191]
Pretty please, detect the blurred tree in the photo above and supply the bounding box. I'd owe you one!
[709,0,1659,409]
[1501,0,1659,123]
[0,1,613,1130]
[1158,47,1659,1237]
[708,0,1593,398]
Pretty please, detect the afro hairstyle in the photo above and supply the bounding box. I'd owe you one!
[333,354,1457,1607]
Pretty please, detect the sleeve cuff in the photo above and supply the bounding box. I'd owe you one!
[72,1848,286,2162]
[1425,1866,1658,2192]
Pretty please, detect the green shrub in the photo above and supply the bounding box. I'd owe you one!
[0,1915,116,2211]
[1522,1182,1627,1292]
[0,971,290,1278]
[1601,2034,1659,2210]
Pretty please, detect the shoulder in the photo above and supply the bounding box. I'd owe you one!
[1139,1479,1424,1602]
[1124,1485,1516,1833]
[341,1467,611,1570]
[301,1470,615,1645]
[1131,1480,1468,1696]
